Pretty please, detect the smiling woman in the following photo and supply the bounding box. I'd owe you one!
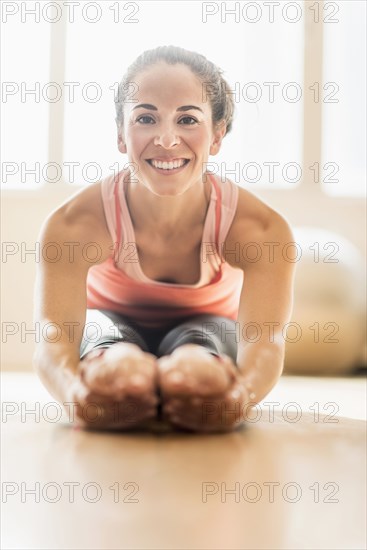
[33,45,296,433]
[114,49,233,203]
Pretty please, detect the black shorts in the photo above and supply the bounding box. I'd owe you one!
[79,308,238,363]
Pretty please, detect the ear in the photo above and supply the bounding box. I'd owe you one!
[209,120,227,156]
[117,125,127,154]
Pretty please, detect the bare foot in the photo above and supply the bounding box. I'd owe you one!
[158,344,234,395]
[74,343,159,429]
[157,344,239,431]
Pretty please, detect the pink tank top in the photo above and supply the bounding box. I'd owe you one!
[86,169,244,329]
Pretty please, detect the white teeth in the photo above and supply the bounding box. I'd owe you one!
[150,159,187,170]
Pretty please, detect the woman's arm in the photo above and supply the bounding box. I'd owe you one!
[233,212,297,404]
[32,205,111,404]
[154,207,297,433]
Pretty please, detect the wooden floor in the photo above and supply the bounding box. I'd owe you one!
[1,373,366,550]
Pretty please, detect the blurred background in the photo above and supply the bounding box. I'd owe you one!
[1,0,366,374]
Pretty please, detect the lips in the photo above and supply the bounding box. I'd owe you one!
[147,157,189,162]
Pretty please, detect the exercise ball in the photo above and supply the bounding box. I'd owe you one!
[283,226,366,375]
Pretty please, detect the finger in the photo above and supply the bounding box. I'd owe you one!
[225,383,244,401]
[84,372,121,396]
[81,357,113,387]
[218,357,239,380]
[83,358,145,395]
[166,397,222,421]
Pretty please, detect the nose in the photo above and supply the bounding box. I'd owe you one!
[153,123,181,148]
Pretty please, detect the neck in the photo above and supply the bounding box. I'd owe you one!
[125,173,212,237]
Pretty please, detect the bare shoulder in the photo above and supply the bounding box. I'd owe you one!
[40,181,113,264]
[224,183,295,270]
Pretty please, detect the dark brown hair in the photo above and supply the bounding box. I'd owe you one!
[115,45,235,136]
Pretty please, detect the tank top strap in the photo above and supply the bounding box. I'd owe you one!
[113,171,122,246]
[208,172,222,257]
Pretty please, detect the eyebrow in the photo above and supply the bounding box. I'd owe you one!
[132,104,204,113]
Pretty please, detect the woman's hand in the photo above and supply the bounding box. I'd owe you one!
[157,344,252,432]
[64,343,160,430]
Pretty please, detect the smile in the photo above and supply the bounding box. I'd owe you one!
[146,158,190,172]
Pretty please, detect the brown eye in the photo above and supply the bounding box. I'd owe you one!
[179,116,198,125]
[136,115,155,124]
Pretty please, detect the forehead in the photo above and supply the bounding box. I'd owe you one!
[128,63,210,112]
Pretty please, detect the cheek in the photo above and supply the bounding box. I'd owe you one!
[127,129,149,150]
[189,129,210,152]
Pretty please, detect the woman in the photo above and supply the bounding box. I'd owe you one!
[33,46,296,433]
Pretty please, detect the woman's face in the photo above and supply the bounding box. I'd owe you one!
[118,62,226,195]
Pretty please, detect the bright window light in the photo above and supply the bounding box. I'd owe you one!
[1,16,50,189]
[322,0,366,197]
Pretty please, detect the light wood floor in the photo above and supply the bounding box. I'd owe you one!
[1,372,366,550]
